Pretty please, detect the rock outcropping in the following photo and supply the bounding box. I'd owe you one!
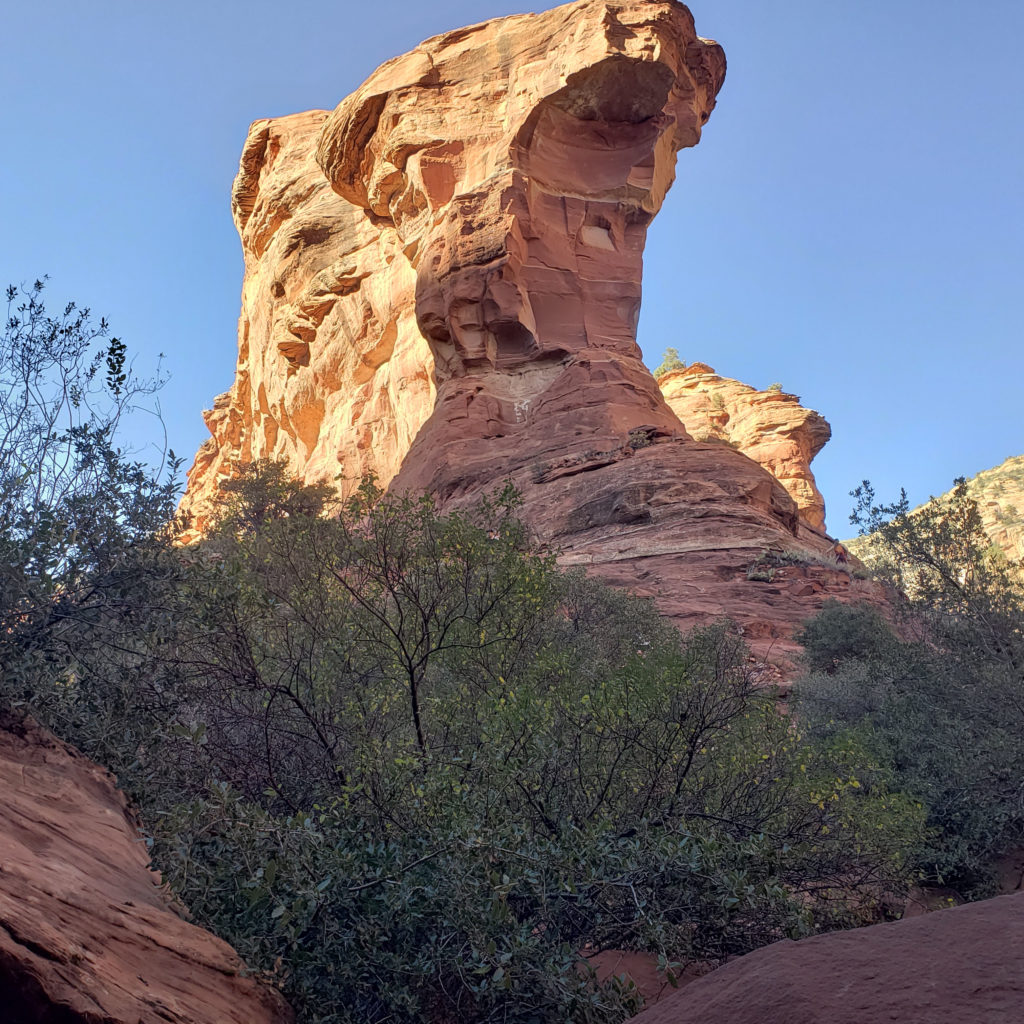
[182,0,880,656]
[183,104,435,539]
[181,0,727,532]
[657,363,831,530]
[628,892,1024,1024]
[0,713,291,1024]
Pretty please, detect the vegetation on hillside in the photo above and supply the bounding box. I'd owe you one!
[847,457,1024,564]
[795,479,1024,895]
[1,282,1020,1021]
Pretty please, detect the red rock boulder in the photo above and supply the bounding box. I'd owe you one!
[629,893,1024,1024]
[0,712,292,1024]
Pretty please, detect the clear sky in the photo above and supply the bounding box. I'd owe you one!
[3,0,1021,534]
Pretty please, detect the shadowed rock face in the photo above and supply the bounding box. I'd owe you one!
[183,0,881,655]
[0,713,292,1024]
[628,892,1024,1024]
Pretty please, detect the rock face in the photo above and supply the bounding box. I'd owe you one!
[657,363,831,530]
[181,0,726,533]
[182,106,436,538]
[182,0,880,655]
[629,893,1024,1024]
[0,712,291,1024]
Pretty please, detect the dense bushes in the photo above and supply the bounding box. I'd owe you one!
[795,482,1024,895]
[140,466,917,1022]
[0,282,963,1023]
[1,440,920,1022]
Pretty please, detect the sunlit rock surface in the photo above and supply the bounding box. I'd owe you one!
[657,363,831,530]
[182,0,880,656]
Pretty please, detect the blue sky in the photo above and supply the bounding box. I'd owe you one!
[3,0,1021,534]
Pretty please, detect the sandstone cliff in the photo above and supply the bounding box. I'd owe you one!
[0,713,291,1024]
[183,106,436,538]
[182,0,881,657]
[657,363,831,530]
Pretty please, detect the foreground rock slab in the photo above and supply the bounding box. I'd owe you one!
[630,893,1024,1024]
[0,713,291,1024]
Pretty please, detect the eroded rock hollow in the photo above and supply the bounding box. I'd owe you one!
[183,0,879,655]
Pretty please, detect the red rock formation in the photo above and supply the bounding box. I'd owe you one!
[182,0,882,656]
[181,107,436,538]
[0,712,291,1024]
[657,363,831,530]
[181,0,724,534]
[629,893,1024,1024]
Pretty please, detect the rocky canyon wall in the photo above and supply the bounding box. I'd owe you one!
[657,363,831,530]
[182,0,725,533]
[183,0,879,656]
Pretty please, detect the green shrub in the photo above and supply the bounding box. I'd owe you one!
[796,601,898,673]
[160,790,816,1023]
[0,279,182,766]
[653,348,685,377]
[130,468,918,1021]
[796,476,1024,895]
[745,562,775,583]
[628,427,654,450]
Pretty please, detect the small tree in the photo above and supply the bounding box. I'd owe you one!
[653,347,685,377]
[0,279,182,754]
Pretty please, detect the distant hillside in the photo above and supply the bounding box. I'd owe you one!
[848,454,1024,564]
[963,454,1024,561]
